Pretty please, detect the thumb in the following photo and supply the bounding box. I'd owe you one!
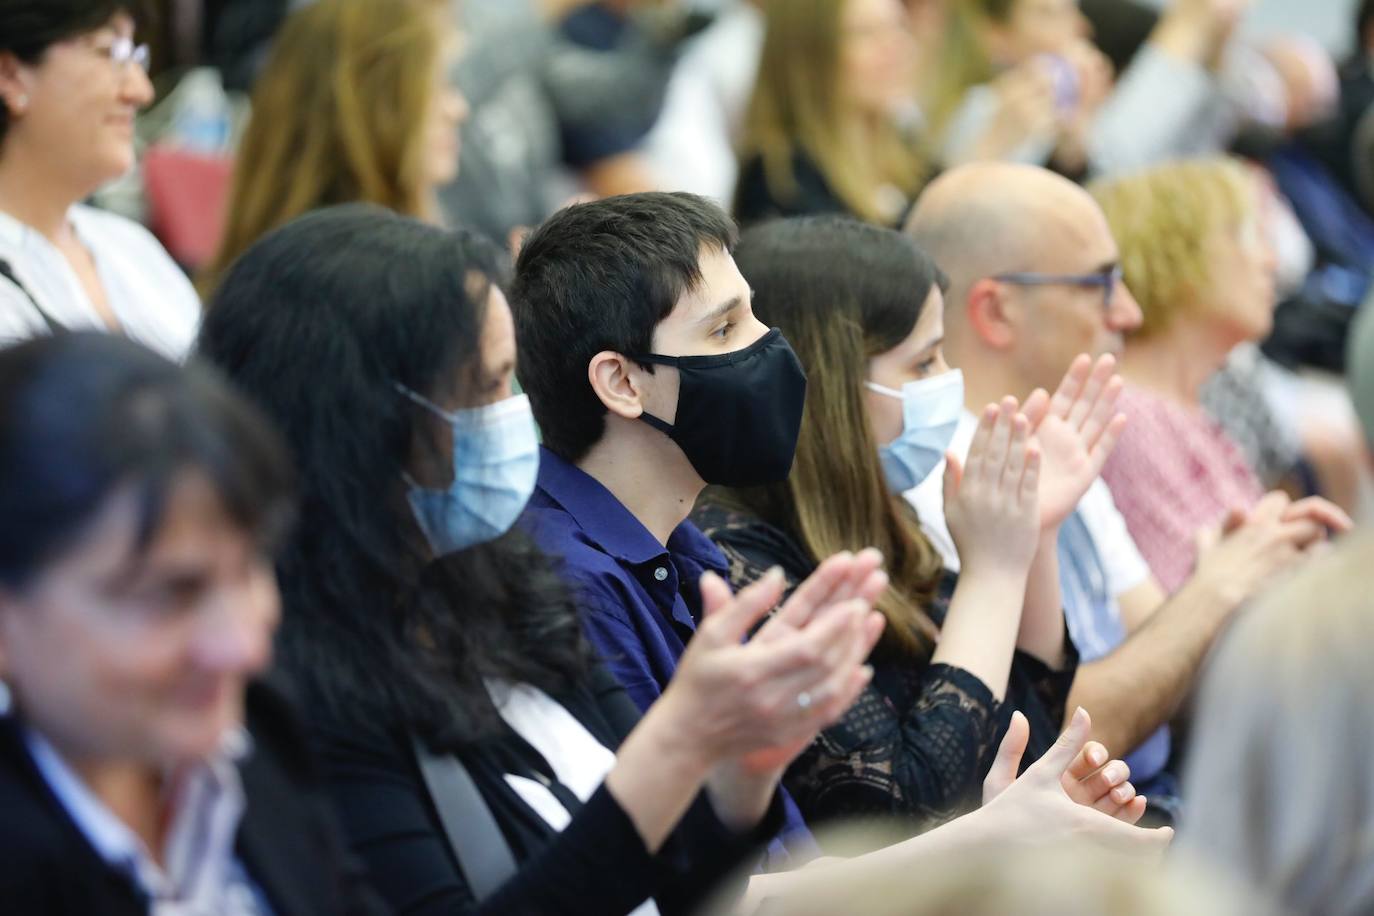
[1031,707,1092,782]
[983,711,1030,804]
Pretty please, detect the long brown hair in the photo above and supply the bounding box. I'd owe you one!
[741,0,930,225]
[714,216,947,658]
[925,0,1010,141]
[203,0,448,294]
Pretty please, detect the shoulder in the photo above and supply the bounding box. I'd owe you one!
[522,506,641,617]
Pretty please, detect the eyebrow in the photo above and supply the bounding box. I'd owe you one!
[915,334,944,354]
[696,296,742,327]
[1091,260,1119,274]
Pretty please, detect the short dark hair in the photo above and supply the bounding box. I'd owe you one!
[0,332,293,589]
[199,203,590,745]
[0,1,146,146]
[510,192,738,462]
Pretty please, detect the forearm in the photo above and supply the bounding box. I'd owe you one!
[931,570,1028,701]
[1017,530,1068,669]
[605,695,715,853]
[704,761,779,833]
[1064,572,1236,754]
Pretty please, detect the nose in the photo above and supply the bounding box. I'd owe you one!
[1108,279,1144,332]
[121,60,155,109]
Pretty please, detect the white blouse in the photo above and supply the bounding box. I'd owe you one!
[0,205,200,360]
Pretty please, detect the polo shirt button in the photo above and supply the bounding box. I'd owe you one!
[653,566,669,582]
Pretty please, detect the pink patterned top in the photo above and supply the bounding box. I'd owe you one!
[1100,383,1264,593]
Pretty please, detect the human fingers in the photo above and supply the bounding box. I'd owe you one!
[983,711,1031,803]
[1046,354,1093,421]
[1066,354,1116,432]
[1284,496,1354,534]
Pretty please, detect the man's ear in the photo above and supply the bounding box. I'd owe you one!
[967,278,1018,351]
[588,351,646,420]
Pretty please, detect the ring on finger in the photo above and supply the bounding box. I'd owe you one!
[796,690,814,711]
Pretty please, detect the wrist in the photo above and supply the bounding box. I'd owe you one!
[634,687,719,781]
[706,759,778,833]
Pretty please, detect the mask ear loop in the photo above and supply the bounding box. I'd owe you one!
[394,382,450,418]
[864,380,905,399]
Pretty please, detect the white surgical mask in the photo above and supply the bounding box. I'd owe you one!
[396,386,540,555]
[866,369,964,494]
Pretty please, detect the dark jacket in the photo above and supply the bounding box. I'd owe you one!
[309,663,785,916]
[0,681,388,916]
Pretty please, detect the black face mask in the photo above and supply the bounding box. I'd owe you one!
[632,328,808,487]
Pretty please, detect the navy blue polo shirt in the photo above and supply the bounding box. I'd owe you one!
[521,446,816,861]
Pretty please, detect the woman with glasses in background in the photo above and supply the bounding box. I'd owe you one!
[0,1,200,358]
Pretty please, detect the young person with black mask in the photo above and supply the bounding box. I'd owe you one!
[511,192,1171,860]
[196,203,889,915]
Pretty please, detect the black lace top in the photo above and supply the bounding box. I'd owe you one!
[691,502,1078,839]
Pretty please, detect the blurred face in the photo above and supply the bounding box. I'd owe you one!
[985,0,1090,63]
[0,13,154,192]
[0,471,279,769]
[636,245,769,426]
[1001,200,1142,394]
[866,286,951,446]
[422,27,469,189]
[841,0,918,116]
[1200,205,1278,346]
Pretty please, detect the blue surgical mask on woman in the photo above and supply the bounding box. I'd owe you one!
[865,369,965,494]
[396,385,540,554]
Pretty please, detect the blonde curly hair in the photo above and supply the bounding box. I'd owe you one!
[1089,158,1259,339]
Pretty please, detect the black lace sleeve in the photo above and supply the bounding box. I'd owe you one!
[696,507,1008,834]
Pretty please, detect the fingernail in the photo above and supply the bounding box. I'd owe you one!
[1113,784,1132,803]
[1106,763,1126,783]
[1088,746,1106,767]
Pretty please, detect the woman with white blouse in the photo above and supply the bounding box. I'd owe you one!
[0,1,199,359]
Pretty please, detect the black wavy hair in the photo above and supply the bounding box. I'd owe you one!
[197,203,590,746]
[0,331,292,589]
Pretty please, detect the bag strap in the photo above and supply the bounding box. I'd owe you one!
[0,258,64,334]
[411,737,519,902]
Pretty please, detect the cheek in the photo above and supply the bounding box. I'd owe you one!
[865,390,904,447]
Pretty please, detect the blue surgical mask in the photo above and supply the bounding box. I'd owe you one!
[865,369,965,494]
[396,386,540,555]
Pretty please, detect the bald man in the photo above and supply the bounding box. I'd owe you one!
[904,163,1331,817]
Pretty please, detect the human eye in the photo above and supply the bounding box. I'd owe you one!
[711,320,736,341]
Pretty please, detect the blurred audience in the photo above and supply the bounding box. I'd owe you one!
[693,216,1135,834]
[928,0,1252,176]
[1183,530,1374,916]
[734,0,931,226]
[1091,158,1350,591]
[202,0,467,295]
[0,332,384,914]
[0,1,199,357]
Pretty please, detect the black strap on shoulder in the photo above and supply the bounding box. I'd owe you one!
[411,737,519,902]
[0,258,63,334]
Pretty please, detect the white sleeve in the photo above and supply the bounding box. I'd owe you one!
[1089,44,1221,173]
[1076,479,1150,596]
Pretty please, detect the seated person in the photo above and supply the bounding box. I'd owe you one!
[692,215,1136,832]
[509,190,1170,852]
[0,332,383,914]
[734,0,931,227]
[199,203,884,913]
[0,1,199,356]
[1090,157,1348,591]
[904,161,1347,813]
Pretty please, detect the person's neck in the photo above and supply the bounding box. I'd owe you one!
[576,424,705,546]
[0,146,86,245]
[1120,325,1232,406]
[70,755,170,864]
[952,343,1033,416]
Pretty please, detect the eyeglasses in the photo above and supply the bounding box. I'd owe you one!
[90,35,150,73]
[993,265,1124,311]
